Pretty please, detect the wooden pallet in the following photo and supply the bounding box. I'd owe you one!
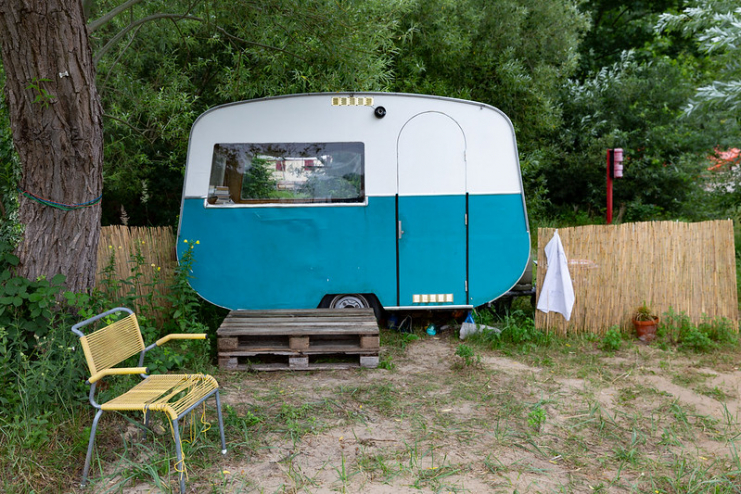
[217,308,380,371]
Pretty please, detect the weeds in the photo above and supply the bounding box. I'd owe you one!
[469,308,550,352]
[601,326,623,351]
[453,343,480,368]
[659,307,738,352]
[527,406,547,432]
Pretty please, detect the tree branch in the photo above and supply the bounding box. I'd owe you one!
[102,113,154,145]
[93,13,203,65]
[88,0,145,32]
[93,11,307,66]
[99,24,144,96]
[211,23,308,62]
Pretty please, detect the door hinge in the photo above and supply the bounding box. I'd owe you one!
[465,280,468,292]
[398,220,404,240]
[465,213,468,226]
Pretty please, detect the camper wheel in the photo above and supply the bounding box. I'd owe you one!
[320,293,383,321]
[330,293,368,309]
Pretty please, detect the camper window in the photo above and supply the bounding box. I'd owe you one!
[208,142,365,205]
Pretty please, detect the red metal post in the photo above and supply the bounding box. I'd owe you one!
[606,149,613,224]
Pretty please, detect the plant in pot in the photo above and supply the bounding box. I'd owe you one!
[633,303,659,343]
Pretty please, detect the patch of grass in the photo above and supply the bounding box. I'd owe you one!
[453,343,481,369]
[617,384,665,403]
[377,354,397,370]
[380,327,420,352]
[469,308,551,352]
[527,406,547,432]
[337,383,402,417]
[696,384,730,401]
[672,369,712,387]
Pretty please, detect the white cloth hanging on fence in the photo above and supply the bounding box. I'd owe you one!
[536,230,575,321]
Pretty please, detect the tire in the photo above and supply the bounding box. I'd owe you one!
[329,293,369,309]
[321,293,383,321]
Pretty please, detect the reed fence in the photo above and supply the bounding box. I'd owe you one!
[535,220,739,335]
[96,226,176,307]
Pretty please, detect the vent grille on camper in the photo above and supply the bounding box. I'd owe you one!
[331,96,374,107]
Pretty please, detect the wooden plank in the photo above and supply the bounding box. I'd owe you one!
[218,337,239,351]
[216,309,381,372]
[218,318,378,327]
[218,346,379,356]
[360,335,380,349]
[226,309,374,318]
[217,353,376,371]
[218,356,239,370]
[225,362,361,372]
[289,336,310,350]
[218,319,379,329]
[223,313,376,322]
[217,325,379,336]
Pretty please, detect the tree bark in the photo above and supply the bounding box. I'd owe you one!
[0,0,103,292]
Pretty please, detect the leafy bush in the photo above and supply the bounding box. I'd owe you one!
[659,307,738,353]
[473,309,549,351]
[601,326,623,352]
[0,238,216,416]
[0,241,90,413]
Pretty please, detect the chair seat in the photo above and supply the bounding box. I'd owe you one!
[101,374,218,420]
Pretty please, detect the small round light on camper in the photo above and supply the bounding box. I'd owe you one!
[374,106,387,119]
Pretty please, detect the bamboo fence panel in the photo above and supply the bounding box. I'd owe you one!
[535,220,739,335]
[96,226,176,310]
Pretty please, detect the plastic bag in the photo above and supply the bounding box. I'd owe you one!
[460,312,501,340]
[459,312,477,340]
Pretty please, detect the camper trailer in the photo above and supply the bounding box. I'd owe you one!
[177,93,530,315]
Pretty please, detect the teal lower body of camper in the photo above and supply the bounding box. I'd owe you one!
[178,194,529,310]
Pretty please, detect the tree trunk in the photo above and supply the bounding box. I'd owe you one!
[0,0,103,292]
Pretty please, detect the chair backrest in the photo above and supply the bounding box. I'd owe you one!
[79,313,146,378]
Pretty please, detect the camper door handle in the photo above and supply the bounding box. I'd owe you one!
[398,221,404,240]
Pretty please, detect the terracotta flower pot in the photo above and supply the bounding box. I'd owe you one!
[633,317,659,343]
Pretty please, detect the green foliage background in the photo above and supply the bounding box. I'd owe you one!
[2,0,739,230]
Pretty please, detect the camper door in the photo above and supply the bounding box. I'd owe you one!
[397,112,467,306]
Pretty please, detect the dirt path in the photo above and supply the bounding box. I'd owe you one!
[116,336,741,493]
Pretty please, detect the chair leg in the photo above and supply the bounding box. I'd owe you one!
[215,390,227,454]
[142,410,151,441]
[81,409,104,487]
[172,418,186,494]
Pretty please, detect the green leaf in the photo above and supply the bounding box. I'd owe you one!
[51,273,66,285]
[12,297,22,307]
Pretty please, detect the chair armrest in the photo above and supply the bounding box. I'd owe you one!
[155,333,207,347]
[88,367,148,384]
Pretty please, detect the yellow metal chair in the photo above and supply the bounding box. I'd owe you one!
[71,307,226,493]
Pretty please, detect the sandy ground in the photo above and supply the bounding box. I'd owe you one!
[113,336,741,493]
